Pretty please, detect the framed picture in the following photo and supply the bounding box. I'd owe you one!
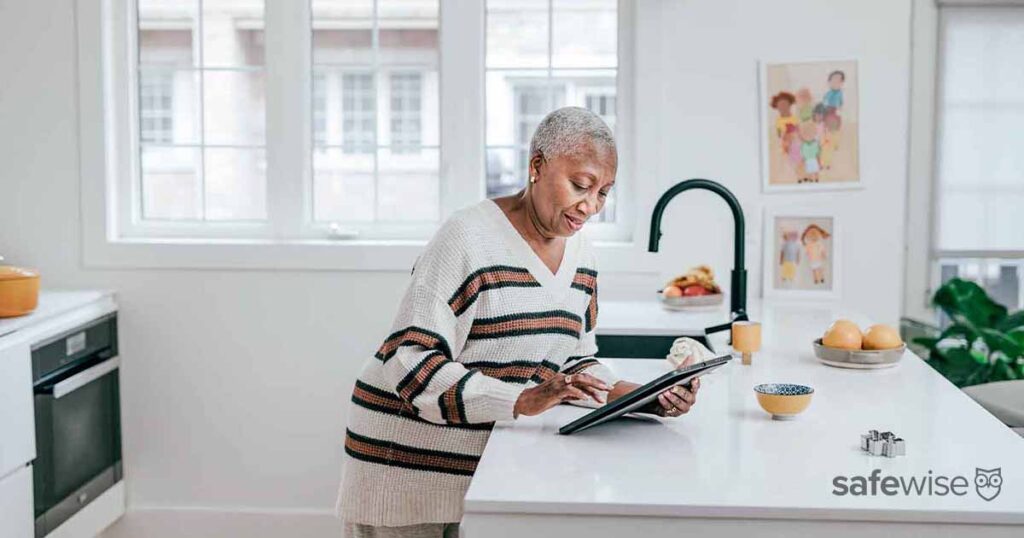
[762,208,841,299]
[759,59,860,192]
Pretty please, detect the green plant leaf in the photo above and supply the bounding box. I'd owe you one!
[933,278,1007,330]
[978,328,1024,362]
[995,310,1024,332]
[935,347,988,387]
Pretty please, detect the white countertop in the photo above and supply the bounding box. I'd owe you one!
[0,290,115,339]
[465,301,1024,524]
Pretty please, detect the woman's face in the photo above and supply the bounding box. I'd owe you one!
[529,144,617,237]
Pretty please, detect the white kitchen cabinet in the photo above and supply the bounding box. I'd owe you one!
[0,338,34,479]
[0,464,34,538]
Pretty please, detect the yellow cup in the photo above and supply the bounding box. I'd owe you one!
[732,321,762,365]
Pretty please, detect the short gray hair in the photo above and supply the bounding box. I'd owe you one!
[529,106,617,164]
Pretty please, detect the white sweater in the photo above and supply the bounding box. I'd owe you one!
[336,199,619,526]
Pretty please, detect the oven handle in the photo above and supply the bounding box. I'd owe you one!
[51,356,120,399]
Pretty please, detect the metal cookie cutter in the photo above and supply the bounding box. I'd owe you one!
[860,429,905,457]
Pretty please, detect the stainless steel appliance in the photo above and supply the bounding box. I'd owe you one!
[31,313,121,537]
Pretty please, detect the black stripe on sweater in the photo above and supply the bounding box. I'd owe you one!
[352,380,494,431]
[374,326,452,362]
[344,429,480,476]
[448,265,541,316]
[562,358,601,375]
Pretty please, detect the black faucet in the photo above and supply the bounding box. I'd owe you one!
[649,179,749,335]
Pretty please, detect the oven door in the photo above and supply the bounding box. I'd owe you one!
[33,356,122,537]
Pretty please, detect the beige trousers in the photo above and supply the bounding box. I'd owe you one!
[343,522,460,538]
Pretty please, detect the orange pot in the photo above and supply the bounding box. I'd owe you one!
[0,265,40,318]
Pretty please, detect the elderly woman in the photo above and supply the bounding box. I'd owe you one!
[337,107,701,538]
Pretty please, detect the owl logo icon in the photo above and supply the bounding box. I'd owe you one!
[975,468,1002,501]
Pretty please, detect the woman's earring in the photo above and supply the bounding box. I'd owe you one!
[529,176,536,184]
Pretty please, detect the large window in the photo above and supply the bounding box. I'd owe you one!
[931,5,1024,310]
[99,1,627,249]
[485,0,619,221]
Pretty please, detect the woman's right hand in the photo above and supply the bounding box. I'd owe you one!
[513,372,610,418]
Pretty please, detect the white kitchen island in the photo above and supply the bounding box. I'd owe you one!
[462,301,1024,537]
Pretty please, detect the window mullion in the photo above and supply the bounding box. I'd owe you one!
[265,0,310,239]
[439,0,486,217]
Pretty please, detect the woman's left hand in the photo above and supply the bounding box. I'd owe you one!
[649,353,701,418]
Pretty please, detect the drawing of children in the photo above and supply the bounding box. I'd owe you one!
[824,111,842,151]
[822,70,845,115]
[796,87,814,122]
[801,224,831,285]
[770,92,799,142]
[812,103,827,140]
[779,229,801,283]
[783,130,803,176]
[798,122,820,183]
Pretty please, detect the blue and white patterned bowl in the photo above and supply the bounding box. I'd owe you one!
[754,383,814,420]
[754,383,814,396]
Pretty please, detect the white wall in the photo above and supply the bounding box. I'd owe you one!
[0,0,910,523]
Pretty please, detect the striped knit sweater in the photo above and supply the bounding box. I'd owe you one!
[336,199,619,526]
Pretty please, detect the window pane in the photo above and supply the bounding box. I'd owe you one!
[341,72,376,151]
[485,147,520,198]
[313,146,376,222]
[555,68,617,132]
[486,70,549,147]
[379,0,439,66]
[485,1,618,223]
[937,259,1023,312]
[552,0,616,68]
[486,0,549,68]
[312,0,373,64]
[389,72,422,151]
[312,1,440,224]
[377,147,440,221]
[204,147,266,220]
[139,68,200,144]
[313,72,328,145]
[141,146,201,219]
[936,8,1024,250]
[138,1,197,66]
[201,0,265,67]
[202,70,266,145]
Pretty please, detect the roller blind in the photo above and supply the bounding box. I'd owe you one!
[935,6,1024,251]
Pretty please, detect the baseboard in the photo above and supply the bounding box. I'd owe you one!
[99,506,343,538]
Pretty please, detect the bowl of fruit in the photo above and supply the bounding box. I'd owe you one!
[658,265,724,311]
[813,320,906,369]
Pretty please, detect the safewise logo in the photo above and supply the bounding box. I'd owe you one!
[832,468,1003,501]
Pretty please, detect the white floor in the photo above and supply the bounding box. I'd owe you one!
[100,509,342,538]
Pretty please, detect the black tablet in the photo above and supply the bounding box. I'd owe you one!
[558,355,732,435]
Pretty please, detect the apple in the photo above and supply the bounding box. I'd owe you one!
[681,285,710,296]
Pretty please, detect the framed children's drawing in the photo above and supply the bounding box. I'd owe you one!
[759,59,860,193]
[762,207,841,300]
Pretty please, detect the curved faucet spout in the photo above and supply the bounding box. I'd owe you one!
[648,179,748,325]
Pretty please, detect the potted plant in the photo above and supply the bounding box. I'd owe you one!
[907,278,1024,387]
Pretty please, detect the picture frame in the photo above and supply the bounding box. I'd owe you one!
[762,207,841,300]
[759,59,861,193]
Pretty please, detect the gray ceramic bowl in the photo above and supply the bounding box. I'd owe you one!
[813,338,906,369]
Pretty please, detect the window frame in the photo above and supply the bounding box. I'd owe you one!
[78,0,652,272]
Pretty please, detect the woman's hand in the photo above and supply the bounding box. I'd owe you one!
[646,380,699,417]
[637,352,702,418]
[513,372,610,418]
[647,353,701,417]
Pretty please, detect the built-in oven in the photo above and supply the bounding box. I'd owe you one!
[31,313,121,537]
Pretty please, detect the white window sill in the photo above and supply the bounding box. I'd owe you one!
[83,237,661,273]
